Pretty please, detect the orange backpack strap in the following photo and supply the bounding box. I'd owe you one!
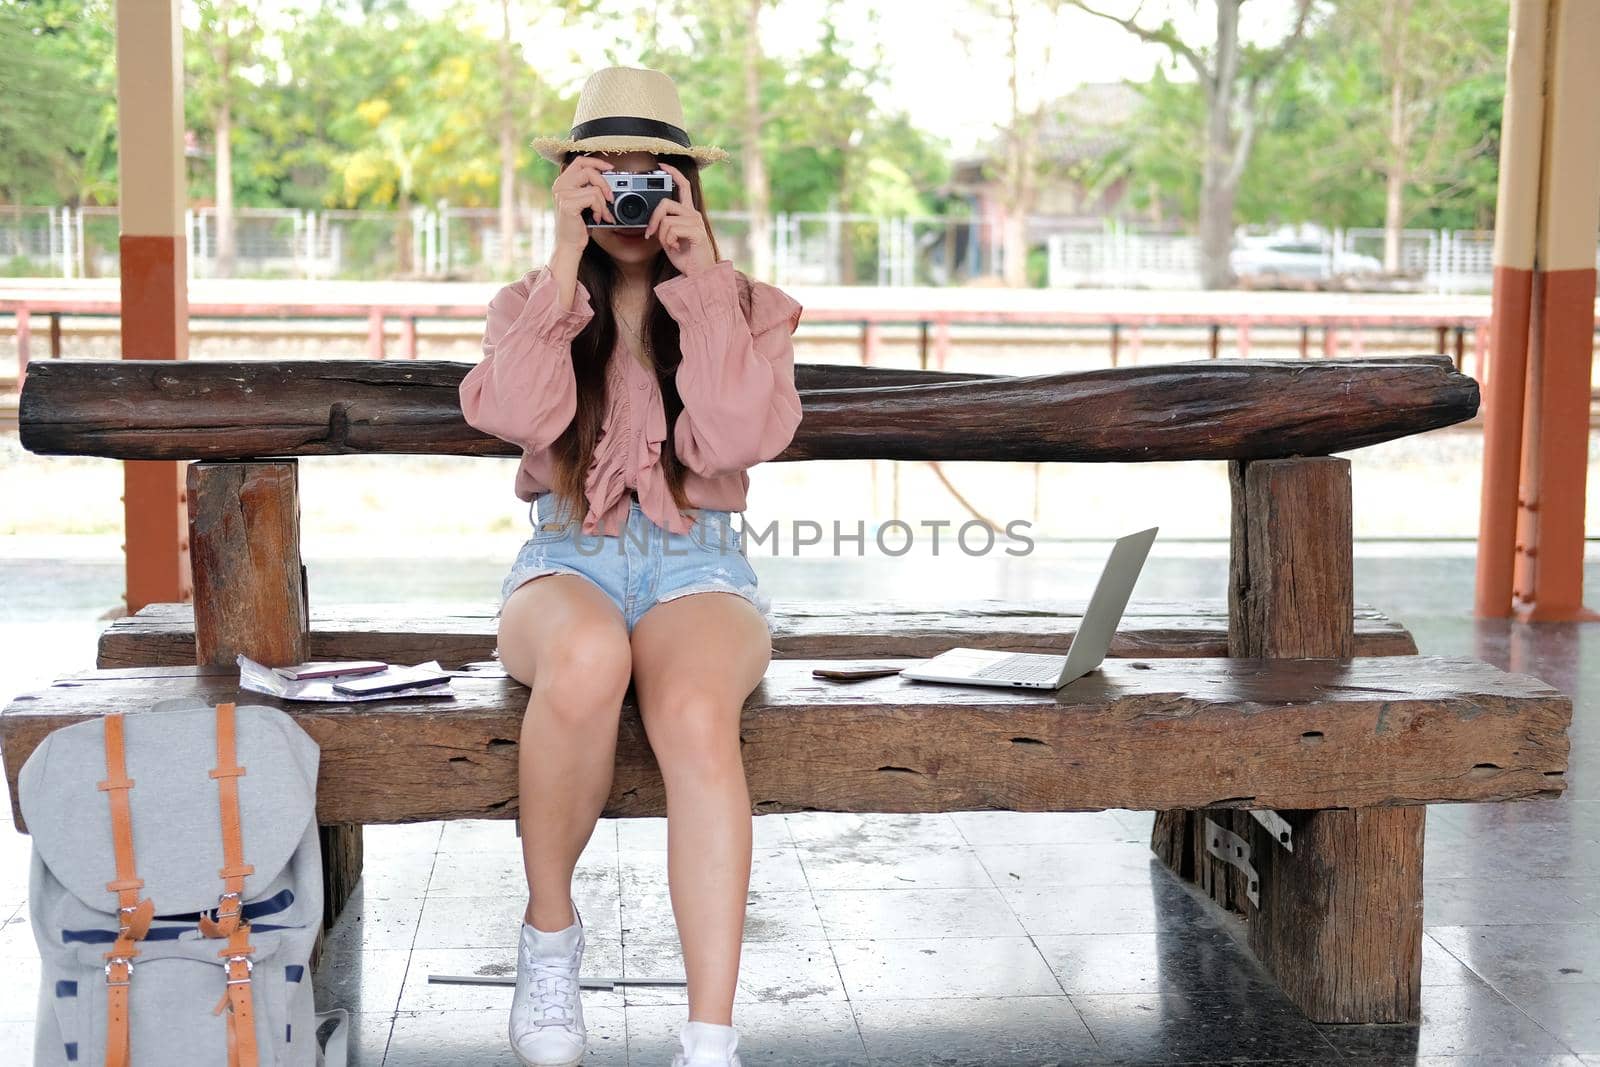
[214,923,260,1067]
[96,713,155,1067]
[197,702,260,1067]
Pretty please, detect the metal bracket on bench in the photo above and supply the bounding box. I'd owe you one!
[1204,816,1260,908]
[1250,809,1294,852]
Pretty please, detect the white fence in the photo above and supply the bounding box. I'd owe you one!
[0,207,91,278]
[0,203,1522,291]
[1045,221,1506,292]
[1340,227,1497,295]
[1046,223,1201,289]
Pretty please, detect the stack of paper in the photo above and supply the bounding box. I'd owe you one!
[237,654,455,703]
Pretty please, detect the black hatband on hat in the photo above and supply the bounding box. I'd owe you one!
[569,115,692,148]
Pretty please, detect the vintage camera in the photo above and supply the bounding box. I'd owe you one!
[582,169,676,229]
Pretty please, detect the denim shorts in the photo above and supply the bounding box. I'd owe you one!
[496,491,773,633]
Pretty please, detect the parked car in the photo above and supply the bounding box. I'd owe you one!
[1230,236,1383,285]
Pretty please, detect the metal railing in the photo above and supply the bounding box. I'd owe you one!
[2,287,1494,398]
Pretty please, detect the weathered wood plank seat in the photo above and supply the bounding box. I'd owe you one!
[8,348,1571,1025]
[3,656,1568,826]
[94,598,1420,669]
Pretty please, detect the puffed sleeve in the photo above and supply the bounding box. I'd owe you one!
[458,267,594,452]
[654,259,804,478]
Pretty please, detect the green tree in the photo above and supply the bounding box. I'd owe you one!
[550,0,944,280]
[964,0,1078,287]
[271,2,515,272]
[186,0,266,276]
[1105,0,1505,249]
[0,0,116,205]
[629,0,787,280]
[1322,0,1504,258]
[1070,0,1320,288]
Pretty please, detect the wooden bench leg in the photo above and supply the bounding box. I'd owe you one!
[1250,806,1424,1022]
[1151,456,1424,1023]
[319,823,366,929]
[188,459,364,938]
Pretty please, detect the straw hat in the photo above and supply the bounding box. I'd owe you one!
[531,66,731,167]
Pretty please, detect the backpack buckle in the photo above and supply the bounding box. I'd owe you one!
[104,957,134,985]
[207,891,243,923]
[223,954,254,984]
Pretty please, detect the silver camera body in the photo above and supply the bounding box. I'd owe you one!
[582,169,676,229]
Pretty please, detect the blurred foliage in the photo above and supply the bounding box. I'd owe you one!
[0,0,116,204]
[1108,0,1507,231]
[1,0,1508,230]
[0,0,951,217]
[557,0,955,216]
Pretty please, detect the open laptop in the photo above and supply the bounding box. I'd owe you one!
[899,526,1159,690]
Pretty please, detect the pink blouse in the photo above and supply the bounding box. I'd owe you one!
[459,257,805,537]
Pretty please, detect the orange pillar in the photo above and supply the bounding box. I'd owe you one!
[1476,0,1545,617]
[116,0,191,613]
[1514,0,1600,621]
[1476,0,1600,621]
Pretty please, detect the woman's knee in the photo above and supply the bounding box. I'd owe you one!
[641,690,743,774]
[498,579,632,701]
[532,622,633,709]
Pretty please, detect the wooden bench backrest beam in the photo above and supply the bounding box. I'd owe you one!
[18,355,1478,462]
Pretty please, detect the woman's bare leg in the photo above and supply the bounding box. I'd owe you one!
[628,592,771,1024]
[498,573,633,931]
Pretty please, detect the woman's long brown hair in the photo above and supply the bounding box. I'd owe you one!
[546,150,724,523]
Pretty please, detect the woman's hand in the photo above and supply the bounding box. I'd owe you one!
[552,155,616,254]
[645,162,717,276]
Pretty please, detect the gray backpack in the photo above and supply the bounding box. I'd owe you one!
[18,697,348,1066]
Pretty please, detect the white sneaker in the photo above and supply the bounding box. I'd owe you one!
[509,901,587,1067]
[669,1019,743,1067]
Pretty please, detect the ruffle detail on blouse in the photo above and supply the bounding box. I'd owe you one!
[581,426,630,537]
[579,353,698,538]
[567,261,801,537]
[580,357,633,537]
[634,382,697,535]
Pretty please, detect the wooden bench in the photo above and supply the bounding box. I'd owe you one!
[1,654,1571,1025]
[5,351,1572,1026]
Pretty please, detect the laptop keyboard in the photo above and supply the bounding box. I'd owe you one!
[970,653,1066,682]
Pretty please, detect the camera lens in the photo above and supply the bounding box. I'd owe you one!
[614,193,648,224]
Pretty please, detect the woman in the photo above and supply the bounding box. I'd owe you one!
[457,66,803,1067]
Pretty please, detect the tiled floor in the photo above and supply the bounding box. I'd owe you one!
[1,548,1598,1064]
